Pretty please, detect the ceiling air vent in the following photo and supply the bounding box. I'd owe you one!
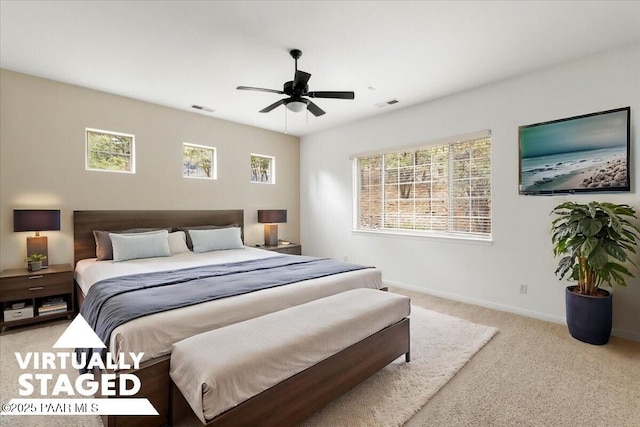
[374,99,399,108]
[191,105,215,113]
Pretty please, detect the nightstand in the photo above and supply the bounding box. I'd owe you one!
[0,263,74,332]
[258,243,302,255]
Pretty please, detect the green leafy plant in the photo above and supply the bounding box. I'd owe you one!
[551,201,640,295]
[26,254,47,262]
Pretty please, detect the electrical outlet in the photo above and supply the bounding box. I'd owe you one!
[519,284,528,294]
[343,256,349,263]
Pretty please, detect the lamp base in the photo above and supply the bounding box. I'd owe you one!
[264,224,279,247]
[27,236,48,267]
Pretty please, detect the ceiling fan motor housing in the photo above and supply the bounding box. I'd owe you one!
[284,80,308,96]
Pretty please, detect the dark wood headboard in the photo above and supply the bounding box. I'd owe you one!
[73,210,244,265]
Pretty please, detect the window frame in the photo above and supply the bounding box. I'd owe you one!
[352,130,492,242]
[85,128,135,174]
[250,153,276,184]
[183,142,217,180]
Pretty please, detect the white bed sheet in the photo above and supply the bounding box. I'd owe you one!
[75,246,279,295]
[75,247,383,365]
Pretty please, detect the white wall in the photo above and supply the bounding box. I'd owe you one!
[0,70,300,270]
[301,44,640,340]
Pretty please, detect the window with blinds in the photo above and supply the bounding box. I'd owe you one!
[353,133,491,239]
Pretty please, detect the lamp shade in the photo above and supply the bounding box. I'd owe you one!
[258,209,287,224]
[13,209,61,232]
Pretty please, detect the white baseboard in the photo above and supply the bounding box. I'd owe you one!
[386,280,640,342]
[614,329,640,342]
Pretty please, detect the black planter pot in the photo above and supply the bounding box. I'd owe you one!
[565,286,612,345]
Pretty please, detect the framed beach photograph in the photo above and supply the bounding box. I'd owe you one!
[518,107,630,195]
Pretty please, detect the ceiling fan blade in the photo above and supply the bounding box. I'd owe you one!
[237,86,284,95]
[306,91,355,100]
[259,99,286,113]
[306,100,326,117]
[293,70,311,89]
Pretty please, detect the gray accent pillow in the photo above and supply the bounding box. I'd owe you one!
[93,228,168,261]
[110,230,171,262]
[189,227,244,253]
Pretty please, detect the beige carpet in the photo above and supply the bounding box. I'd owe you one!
[0,306,497,427]
[395,287,640,427]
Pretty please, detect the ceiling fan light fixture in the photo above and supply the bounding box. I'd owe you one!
[285,99,307,113]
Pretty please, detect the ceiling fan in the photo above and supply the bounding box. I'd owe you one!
[237,49,355,117]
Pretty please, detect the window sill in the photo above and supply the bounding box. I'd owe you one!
[183,175,217,180]
[86,168,135,174]
[351,228,493,246]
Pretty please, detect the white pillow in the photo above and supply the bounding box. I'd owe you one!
[189,227,244,253]
[110,230,171,262]
[168,231,190,254]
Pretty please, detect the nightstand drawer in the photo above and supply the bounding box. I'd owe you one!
[0,273,72,300]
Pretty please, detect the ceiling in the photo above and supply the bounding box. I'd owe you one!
[2,1,639,137]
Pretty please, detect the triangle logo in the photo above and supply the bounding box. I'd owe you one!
[53,314,106,349]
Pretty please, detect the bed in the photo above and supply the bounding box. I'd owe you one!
[73,210,383,427]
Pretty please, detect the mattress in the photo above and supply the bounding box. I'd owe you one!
[75,247,383,365]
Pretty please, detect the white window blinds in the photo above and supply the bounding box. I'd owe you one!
[353,132,491,238]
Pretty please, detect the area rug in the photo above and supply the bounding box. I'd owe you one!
[0,307,497,427]
[302,306,498,426]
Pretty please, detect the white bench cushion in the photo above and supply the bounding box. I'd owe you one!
[170,288,410,423]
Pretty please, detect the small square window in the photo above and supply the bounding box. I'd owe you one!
[251,154,275,184]
[183,143,217,179]
[86,128,135,173]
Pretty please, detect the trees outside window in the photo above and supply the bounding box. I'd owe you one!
[86,129,135,173]
[251,154,275,184]
[183,143,216,179]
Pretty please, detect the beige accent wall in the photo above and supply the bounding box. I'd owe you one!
[0,69,300,270]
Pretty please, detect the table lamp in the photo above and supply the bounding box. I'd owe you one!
[257,209,287,247]
[13,209,61,267]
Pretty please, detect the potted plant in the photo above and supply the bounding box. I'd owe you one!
[26,254,47,272]
[551,201,639,345]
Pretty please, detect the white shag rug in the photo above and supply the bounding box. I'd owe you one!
[302,306,498,426]
[0,307,497,427]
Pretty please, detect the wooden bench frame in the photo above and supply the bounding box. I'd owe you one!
[171,317,410,427]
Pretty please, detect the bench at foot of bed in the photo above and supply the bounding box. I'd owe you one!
[170,288,411,426]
